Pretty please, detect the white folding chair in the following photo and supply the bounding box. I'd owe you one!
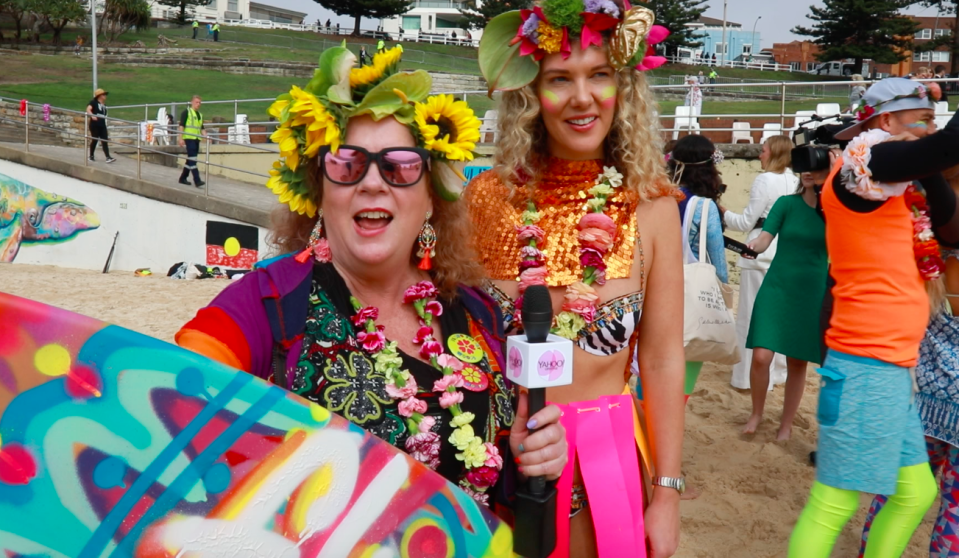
[791,110,817,132]
[228,126,237,144]
[816,103,843,126]
[672,106,701,140]
[731,122,753,144]
[479,110,498,143]
[235,123,251,144]
[236,113,248,124]
[760,123,783,143]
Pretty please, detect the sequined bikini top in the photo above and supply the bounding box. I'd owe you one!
[466,159,647,356]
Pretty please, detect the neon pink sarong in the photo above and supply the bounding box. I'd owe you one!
[549,393,646,558]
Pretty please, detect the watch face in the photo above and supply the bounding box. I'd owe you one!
[678,478,687,494]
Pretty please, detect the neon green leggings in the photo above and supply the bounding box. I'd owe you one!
[788,463,936,557]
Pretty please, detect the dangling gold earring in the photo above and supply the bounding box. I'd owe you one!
[295,209,330,263]
[416,211,436,271]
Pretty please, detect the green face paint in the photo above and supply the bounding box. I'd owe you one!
[540,90,561,112]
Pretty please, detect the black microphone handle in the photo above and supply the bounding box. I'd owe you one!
[527,387,547,496]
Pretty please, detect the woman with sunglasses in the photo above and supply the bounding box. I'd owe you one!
[470,4,685,556]
[175,45,568,515]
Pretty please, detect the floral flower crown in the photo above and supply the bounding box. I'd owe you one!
[266,42,482,217]
[856,82,942,122]
[479,0,668,93]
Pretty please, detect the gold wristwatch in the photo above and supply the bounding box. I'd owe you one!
[652,476,686,495]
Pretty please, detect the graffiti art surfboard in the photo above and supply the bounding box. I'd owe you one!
[0,292,512,557]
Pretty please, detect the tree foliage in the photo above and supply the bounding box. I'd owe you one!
[28,0,86,44]
[313,0,413,36]
[0,0,30,42]
[793,0,919,74]
[459,0,530,31]
[644,0,709,58]
[98,0,150,42]
[153,0,205,25]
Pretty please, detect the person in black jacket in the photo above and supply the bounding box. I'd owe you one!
[86,88,115,163]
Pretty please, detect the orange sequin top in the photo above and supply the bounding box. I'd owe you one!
[466,158,641,287]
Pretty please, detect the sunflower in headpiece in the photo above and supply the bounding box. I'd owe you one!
[265,42,479,217]
[415,94,482,162]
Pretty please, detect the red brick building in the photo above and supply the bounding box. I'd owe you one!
[770,40,822,72]
[872,16,954,76]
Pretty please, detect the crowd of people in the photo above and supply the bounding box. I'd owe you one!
[166,1,959,555]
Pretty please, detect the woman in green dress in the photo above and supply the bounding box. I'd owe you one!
[742,171,828,440]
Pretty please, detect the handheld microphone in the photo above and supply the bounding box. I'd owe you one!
[509,285,573,558]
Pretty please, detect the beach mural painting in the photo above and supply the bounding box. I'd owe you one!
[0,173,100,262]
[0,292,512,557]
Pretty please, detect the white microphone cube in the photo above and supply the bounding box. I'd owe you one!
[505,334,574,389]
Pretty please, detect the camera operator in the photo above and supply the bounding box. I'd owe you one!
[789,78,959,558]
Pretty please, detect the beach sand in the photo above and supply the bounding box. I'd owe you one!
[1,263,935,557]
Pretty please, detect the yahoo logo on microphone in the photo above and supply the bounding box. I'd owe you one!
[508,346,523,379]
[537,350,565,381]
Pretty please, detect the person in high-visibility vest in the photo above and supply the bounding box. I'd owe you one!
[178,95,206,188]
[377,38,385,52]
[212,22,220,42]
[192,20,199,40]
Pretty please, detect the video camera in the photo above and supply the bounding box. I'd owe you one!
[790,114,855,173]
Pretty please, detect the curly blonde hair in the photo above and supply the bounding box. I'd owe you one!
[269,152,485,297]
[493,56,672,199]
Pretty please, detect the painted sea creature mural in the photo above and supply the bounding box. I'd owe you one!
[0,292,512,557]
[0,173,100,262]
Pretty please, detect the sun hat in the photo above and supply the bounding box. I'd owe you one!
[265,43,482,217]
[93,88,108,97]
[835,78,941,140]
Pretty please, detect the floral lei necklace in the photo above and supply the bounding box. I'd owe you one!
[350,281,503,504]
[516,165,624,338]
[842,129,943,281]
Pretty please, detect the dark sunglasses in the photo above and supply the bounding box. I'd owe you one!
[320,145,431,187]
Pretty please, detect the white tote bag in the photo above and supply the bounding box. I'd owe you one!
[681,196,741,365]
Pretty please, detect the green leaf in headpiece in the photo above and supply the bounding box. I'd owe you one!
[305,44,356,102]
[479,11,540,96]
[350,70,432,121]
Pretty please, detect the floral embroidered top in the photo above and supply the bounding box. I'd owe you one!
[176,257,514,503]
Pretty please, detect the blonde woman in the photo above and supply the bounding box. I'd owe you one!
[470,3,685,556]
[721,135,797,392]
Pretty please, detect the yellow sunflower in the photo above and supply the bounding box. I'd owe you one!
[268,97,289,119]
[349,45,404,89]
[414,94,482,162]
[270,125,301,171]
[288,87,341,155]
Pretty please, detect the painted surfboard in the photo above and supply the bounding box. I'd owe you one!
[0,292,512,557]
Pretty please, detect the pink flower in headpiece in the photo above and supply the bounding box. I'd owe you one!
[580,12,620,51]
[634,26,670,72]
[560,26,572,59]
[917,84,928,99]
[928,82,943,102]
[513,7,550,61]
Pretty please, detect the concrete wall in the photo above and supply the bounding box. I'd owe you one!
[0,159,269,272]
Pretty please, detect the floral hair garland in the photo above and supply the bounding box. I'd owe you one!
[856,82,943,122]
[266,43,482,217]
[479,0,669,93]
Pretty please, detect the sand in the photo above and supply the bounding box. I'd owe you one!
[0,263,937,557]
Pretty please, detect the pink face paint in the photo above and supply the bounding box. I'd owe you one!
[600,86,617,109]
[540,90,561,112]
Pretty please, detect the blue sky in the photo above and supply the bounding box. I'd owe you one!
[284,0,951,50]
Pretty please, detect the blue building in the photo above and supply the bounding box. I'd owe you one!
[685,16,761,62]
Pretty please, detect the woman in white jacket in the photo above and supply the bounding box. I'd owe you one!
[721,135,798,390]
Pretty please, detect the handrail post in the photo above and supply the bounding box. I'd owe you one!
[84,113,89,166]
[780,82,787,131]
[204,135,211,196]
[136,125,142,179]
[234,99,238,124]
[24,101,29,152]
[145,104,148,122]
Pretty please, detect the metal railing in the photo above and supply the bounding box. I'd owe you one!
[663,55,792,72]
[0,98,279,209]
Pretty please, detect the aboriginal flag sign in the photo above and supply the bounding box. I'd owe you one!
[205,221,258,269]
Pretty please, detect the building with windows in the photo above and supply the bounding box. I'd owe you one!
[685,16,761,62]
[770,40,822,72]
[380,0,480,43]
[150,0,304,25]
[870,16,954,76]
